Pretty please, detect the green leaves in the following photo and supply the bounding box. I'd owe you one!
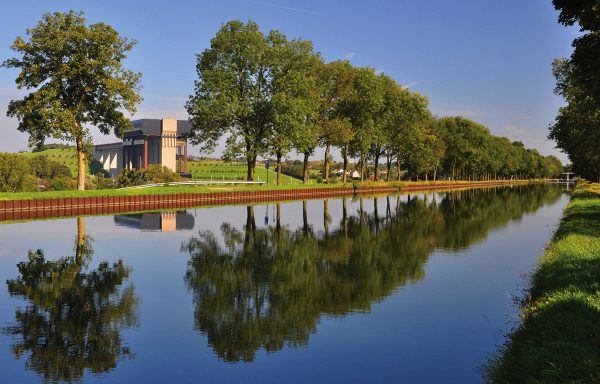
[3,10,142,189]
[187,21,323,181]
[551,2,600,180]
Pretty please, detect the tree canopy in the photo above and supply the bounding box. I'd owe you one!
[2,10,142,190]
[550,1,600,180]
[188,20,560,183]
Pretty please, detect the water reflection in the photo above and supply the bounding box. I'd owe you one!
[4,218,139,383]
[181,185,563,362]
[114,211,194,232]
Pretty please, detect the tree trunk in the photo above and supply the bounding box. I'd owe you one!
[386,154,391,182]
[374,152,380,181]
[76,136,86,190]
[433,167,437,181]
[302,152,310,184]
[360,153,366,182]
[276,152,282,186]
[324,143,331,183]
[342,144,349,183]
[397,157,402,181]
[451,159,457,181]
[246,154,256,181]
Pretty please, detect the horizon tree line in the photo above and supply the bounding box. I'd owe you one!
[186,20,563,184]
[3,12,563,190]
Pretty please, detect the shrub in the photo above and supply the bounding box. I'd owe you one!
[0,154,39,192]
[145,165,182,183]
[29,155,72,179]
[94,174,116,190]
[116,165,181,187]
[48,176,77,191]
[117,169,149,187]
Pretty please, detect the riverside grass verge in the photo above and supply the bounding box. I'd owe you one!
[0,179,537,201]
[484,182,600,384]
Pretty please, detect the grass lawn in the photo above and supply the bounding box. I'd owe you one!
[0,181,361,201]
[188,161,303,186]
[18,148,80,175]
[16,147,105,175]
[485,182,600,383]
[0,179,534,201]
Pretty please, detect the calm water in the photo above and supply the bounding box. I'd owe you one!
[0,185,567,384]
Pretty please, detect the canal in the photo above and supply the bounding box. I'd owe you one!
[0,185,567,383]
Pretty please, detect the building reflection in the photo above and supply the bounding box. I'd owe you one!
[114,211,194,232]
[4,217,139,383]
[181,185,564,363]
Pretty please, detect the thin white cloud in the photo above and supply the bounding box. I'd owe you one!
[240,0,321,15]
[510,114,534,121]
[344,52,357,61]
[433,108,483,117]
[402,81,418,89]
[502,124,528,137]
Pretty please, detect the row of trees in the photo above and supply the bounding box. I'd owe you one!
[3,13,562,190]
[187,20,562,184]
[3,11,142,191]
[550,1,600,181]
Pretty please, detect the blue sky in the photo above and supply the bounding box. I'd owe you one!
[0,0,580,161]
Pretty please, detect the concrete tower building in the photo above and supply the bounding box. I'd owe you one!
[94,118,191,177]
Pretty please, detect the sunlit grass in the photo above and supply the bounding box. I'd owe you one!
[485,181,600,383]
[0,179,534,201]
[17,148,80,175]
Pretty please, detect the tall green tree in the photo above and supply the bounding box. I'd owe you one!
[437,117,489,180]
[550,1,600,180]
[348,67,384,181]
[187,20,272,181]
[315,61,355,183]
[384,88,431,181]
[369,74,397,181]
[3,11,142,190]
[268,31,321,185]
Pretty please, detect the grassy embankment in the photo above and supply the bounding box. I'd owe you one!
[0,179,533,201]
[18,148,80,175]
[16,149,303,186]
[485,182,600,383]
[188,161,302,186]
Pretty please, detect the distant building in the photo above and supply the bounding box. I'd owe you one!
[94,118,191,177]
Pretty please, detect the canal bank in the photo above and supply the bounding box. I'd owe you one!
[0,180,534,222]
[485,182,600,383]
[0,183,566,383]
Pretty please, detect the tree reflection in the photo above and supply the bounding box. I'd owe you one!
[182,185,563,362]
[4,217,138,383]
